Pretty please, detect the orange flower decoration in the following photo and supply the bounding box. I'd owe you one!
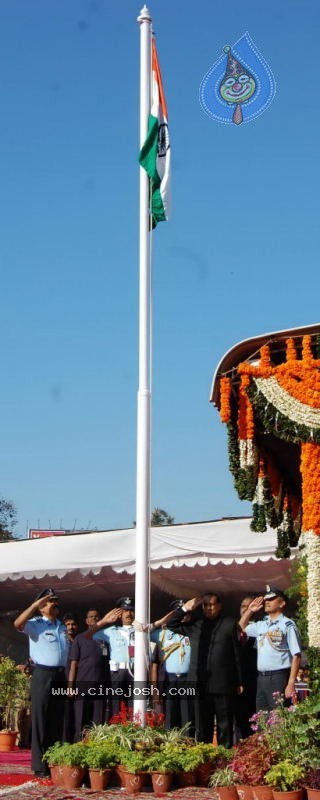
[260,344,271,368]
[286,338,297,362]
[238,375,254,440]
[301,442,320,535]
[220,377,232,423]
[302,335,313,365]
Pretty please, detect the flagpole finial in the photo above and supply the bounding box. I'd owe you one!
[137,5,152,24]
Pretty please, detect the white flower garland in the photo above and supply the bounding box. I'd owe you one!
[254,377,320,429]
[239,439,257,469]
[254,473,264,506]
[301,530,320,648]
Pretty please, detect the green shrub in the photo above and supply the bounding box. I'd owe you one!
[174,745,204,772]
[43,742,88,767]
[84,743,119,769]
[120,750,150,773]
[193,743,232,766]
[147,746,181,773]
[265,761,305,791]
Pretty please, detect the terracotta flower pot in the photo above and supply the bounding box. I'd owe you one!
[0,731,18,752]
[238,786,254,800]
[151,770,174,795]
[121,770,147,794]
[89,768,113,790]
[306,791,320,800]
[272,790,304,800]
[49,765,65,787]
[252,786,274,800]
[178,769,198,787]
[61,765,87,789]
[115,764,126,788]
[212,787,239,800]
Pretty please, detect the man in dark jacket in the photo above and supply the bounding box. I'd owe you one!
[169,593,242,747]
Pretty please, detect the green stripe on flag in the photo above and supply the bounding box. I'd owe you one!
[139,114,166,227]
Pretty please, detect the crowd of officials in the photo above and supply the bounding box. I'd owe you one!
[13,584,304,778]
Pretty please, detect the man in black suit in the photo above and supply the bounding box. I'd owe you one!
[169,593,242,747]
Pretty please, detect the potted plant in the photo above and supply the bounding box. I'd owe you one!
[264,760,305,800]
[43,743,70,786]
[85,743,119,790]
[147,746,180,794]
[209,766,240,800]
[253,698,320,769]
[304,768,320,800]
[174,745,204,786]
[0,657,30,751]
[44,742,88,789]
[231,731,275,800]
[120,750,150,794]
[195,743,232,786]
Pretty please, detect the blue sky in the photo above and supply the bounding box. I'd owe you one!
[0,0,319,536]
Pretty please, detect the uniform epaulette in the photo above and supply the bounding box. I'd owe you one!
[284,619,294,627]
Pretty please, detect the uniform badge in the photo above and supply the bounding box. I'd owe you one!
[267,628,284,647]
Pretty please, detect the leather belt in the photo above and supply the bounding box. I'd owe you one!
[259,668,290,676]
[167,673,186,678]
[34,664,65,672]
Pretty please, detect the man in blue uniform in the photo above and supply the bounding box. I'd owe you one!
[94,597,135,716]
[14,588,69,777]
[150,604,192,729]
[239,585,301,712]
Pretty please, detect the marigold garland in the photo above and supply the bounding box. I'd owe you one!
[302,334,313,364]
[260,343,271,368]
[276,370,320,409]
[218,334,320,545]
[219,376,232,423]
[217,331,320,662]
[238,375,255,440]
[301,442,320,536]
[249,379,320,443]
[286,338,297,362]
[238,375,249,440]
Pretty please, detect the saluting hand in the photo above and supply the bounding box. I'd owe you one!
[101,608,122,625]
[184,596,202,612]
[35,595,56,611]
[248,596,264,614]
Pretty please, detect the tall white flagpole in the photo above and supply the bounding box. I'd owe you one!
[134,5,152,721]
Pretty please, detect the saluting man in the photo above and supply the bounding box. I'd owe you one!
[94,597,136,715]
[239,584,302,712]
[150,600,192,729]
[14,588,69,778]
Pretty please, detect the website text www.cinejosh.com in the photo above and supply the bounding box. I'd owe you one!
[52,682,196,699]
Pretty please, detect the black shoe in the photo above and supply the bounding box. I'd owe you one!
[35,771,50,778]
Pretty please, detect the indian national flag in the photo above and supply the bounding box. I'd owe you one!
[139,38,171,227]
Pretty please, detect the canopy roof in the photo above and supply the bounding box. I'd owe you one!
[210,322,320,406]
[0,518,296,616]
